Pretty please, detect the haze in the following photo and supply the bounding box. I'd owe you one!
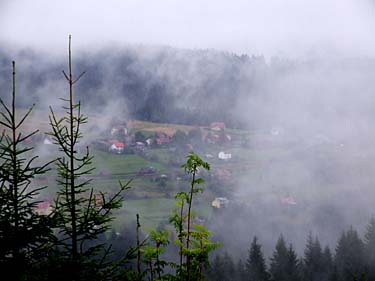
[1,0,375,58]
[2,0,375,263]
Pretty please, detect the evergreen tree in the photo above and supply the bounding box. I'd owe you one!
[48,36,130,280]
[236,259,247,281]
[208,252,235,281]
[286,244,301,281]
[363,216,375,280]
[322,245,333,280]
[270,235,288,281]
[246,236,270,281]
[0,61,53,280]
[222,252,236,280]
[330,266,339,281]
[270,235,300,281]
[207,254,225,281]
[303,233,326,281]
[334,227,365,281]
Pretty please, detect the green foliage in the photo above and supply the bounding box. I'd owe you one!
[334,227,365,281]
[0,61,53,280]
[302,233,329,281]
[48,36,130,280]
[0,40,223,281]
[236,259,248,281]
[168,152,219,281]
[364,216,375,280]
[322,246,334,280]
[207,252,235,281]
[142,229,170,280]
[246,236,270,281]
[270,235,300,281]
[135,131,147,143]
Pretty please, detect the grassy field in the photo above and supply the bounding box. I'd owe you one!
[92,149,169,175]
[113,198,213,230]
[11,108,348,233]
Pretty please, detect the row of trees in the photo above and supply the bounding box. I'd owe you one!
[0,37,219,280]
[208,218,375,281]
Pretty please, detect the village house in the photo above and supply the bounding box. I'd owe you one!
[108,140,125,154]
[212,197,229,208]
[218,151,232,160]
[145,138,153,146]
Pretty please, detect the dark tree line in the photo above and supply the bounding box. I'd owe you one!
[207,218,375,281]
[0,46,265,129]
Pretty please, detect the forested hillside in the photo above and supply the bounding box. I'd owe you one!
[3,46,375,136]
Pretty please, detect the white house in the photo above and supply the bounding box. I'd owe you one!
[218,151,231,160]
[212,197,229,208]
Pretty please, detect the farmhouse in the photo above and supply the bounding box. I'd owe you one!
[108,140,125,154]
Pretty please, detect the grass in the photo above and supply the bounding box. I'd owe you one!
[92,149,168,175]
[114,198,213,230]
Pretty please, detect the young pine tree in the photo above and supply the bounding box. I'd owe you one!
[246,236,270,281]
[0,61,53,280]
[169,152,220,281]
[48,36,130,280]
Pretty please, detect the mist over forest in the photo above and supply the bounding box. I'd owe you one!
[2,45,375,256]
[2,0,375,280]
[3,47,375,134]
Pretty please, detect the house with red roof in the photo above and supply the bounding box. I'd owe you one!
[108,140,125,154]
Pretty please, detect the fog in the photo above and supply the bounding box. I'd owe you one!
[1,0,375,57]
[2,0,375,261]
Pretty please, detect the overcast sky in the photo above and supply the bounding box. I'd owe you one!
[1,0,375,58]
